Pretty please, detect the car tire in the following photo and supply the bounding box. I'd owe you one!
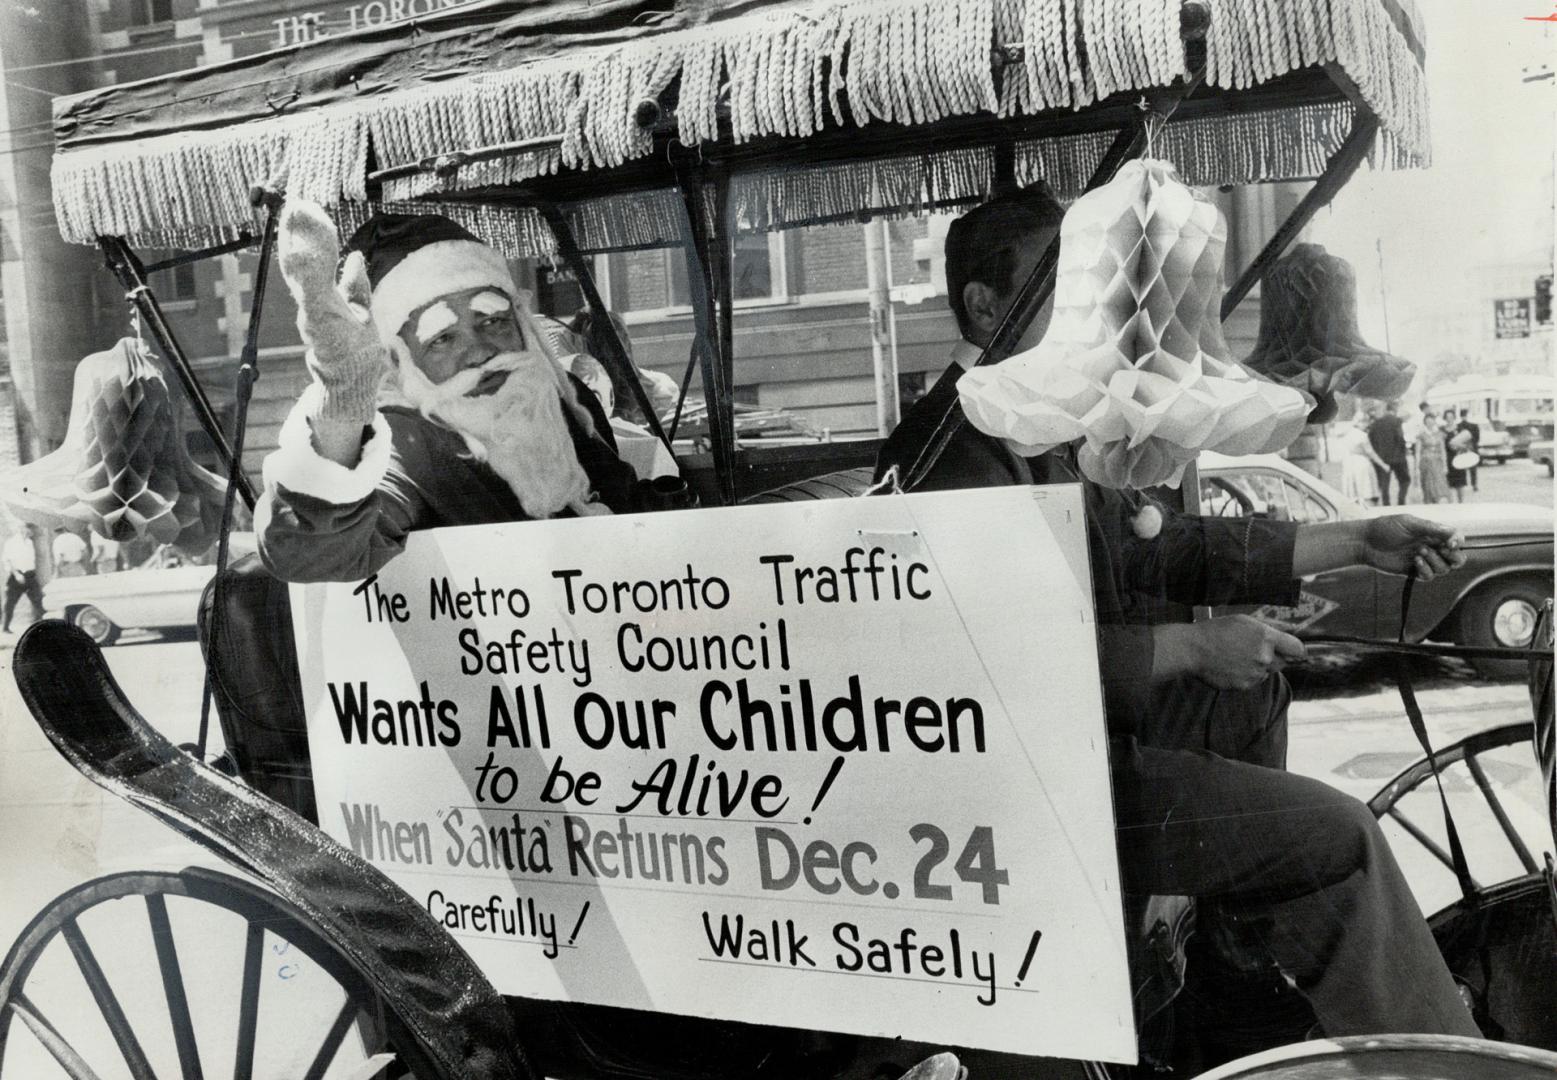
[1456,577,1551,679]
[68,604,121,646]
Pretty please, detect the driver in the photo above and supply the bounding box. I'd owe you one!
[876,185,1480,1041]
[257,201,645,583]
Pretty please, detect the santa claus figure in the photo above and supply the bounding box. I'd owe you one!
[257,200,644,582]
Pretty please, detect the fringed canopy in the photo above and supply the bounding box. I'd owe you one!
[51,0,1429,254]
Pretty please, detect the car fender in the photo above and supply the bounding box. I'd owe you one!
[1431,563,1554,636]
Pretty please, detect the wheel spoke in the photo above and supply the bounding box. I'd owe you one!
[146,893,205,1080]
[233,921,265,1080]
[60,919,157,1080]
[1385,806,1475,884]
[301,1000,359,1080]
[1465,754,1539,873]
[7,993,106,1080]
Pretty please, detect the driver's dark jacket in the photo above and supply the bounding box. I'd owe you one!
[876,363,1301,738]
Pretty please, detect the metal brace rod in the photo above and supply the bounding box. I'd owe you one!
[1220,108,1381,319]
[99,237,257,511]
[367,134,565,184]
[143,231,261,275]
[535,203,672,447]
[672,162,738,506]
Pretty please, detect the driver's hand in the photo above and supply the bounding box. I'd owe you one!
[1360,515,1465,580]
[1187,615,1306,691]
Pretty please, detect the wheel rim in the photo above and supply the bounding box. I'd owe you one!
[0,868,440,1080]
[71,607,114,643]
[1492,597,1539,649]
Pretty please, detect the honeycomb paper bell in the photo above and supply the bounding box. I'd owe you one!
[0,338,226,554]
[1242,243,1416,421]
[957,160,1311,489]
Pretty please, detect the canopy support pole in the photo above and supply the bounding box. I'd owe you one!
[1220,107,1381,319]
[194,187,282,762]
[712,167,737,452]
[99,236,256,512]
[536,203,672,447]
[673,160,739,506]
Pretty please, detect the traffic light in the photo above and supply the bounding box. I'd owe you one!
[1537,273,1552,326]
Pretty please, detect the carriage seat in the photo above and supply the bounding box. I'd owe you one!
[198,553,317,822]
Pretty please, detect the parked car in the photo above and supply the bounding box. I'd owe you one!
[1529,439,1553,477]
[1196,453,1553,676]
[42,535,254,645]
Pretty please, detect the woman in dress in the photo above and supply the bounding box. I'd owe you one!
[1444,425,1471,503]
[1415,411,1450,504]
[1340,414,1383,505]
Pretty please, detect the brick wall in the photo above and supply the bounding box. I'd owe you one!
[793,224,864,294]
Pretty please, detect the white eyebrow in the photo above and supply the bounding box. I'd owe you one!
[414,301,459,345]
[469,291,513,316]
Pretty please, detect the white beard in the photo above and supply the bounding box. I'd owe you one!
[397,347,610,519]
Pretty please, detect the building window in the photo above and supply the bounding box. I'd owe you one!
[533,256,613,321]
[535,264,585,319]
[620,233,786,316]
[148,251,197,303]
[132,0,175,27]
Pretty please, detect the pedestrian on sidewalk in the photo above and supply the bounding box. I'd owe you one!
[1416,412,1450,504]
[1367,400,1412,505]
[1455,409,1481,493]
[2,524,45,633]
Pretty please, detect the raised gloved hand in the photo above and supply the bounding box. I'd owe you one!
[278,198,388,427]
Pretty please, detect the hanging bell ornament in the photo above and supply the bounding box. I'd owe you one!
[957,160,1310,490]
[1242,243,1416,421]
[0,339,227,554]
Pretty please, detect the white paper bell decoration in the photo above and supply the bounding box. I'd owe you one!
[958,160,1311,489]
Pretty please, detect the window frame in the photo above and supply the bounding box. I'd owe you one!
[131,0,176,27]
[618,233,790,324]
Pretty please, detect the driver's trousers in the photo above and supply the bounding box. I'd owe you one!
[1113,673,1480,1038]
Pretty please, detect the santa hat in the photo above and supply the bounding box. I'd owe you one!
[344,214,520,343]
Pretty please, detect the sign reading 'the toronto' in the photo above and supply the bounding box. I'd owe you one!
[272,0,480,47]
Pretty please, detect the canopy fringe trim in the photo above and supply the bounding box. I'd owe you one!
[53,0,1429,249]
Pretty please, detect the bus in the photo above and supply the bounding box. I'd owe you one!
[1426,373,1556,457]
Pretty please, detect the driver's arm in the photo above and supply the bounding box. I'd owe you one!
[1119,502,1301,609]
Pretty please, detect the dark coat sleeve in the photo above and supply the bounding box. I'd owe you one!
[1119,510,1301,609]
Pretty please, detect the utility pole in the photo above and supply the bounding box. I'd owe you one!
[1375,236,1393,352]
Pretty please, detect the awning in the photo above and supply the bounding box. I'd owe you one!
[50,0,1430,253]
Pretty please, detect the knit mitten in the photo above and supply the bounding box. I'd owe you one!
[278,199,389,427]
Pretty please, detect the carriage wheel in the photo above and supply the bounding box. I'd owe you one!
[1190,1033,1557,1078]
[1368,723,1557,1050]
[0,867,444,1080]
[1368,722,1543,889]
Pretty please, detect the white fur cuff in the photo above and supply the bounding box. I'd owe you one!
[262,382,394,505]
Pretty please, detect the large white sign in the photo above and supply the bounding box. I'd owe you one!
[291,486,1132,1061]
